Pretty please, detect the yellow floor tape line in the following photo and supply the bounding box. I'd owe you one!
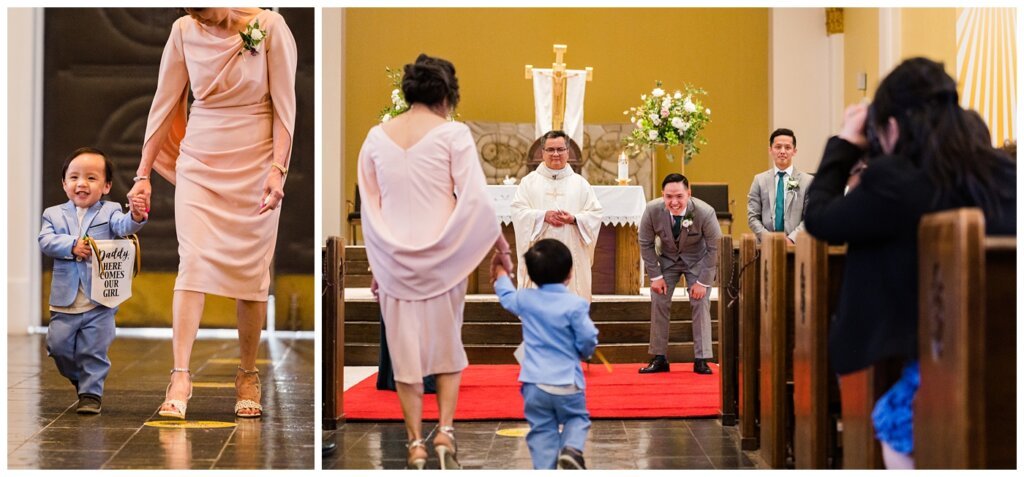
[496,428,530,437]
[144,420,237,429]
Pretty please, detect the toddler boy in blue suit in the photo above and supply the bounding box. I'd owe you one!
[38,147,148,414]
[493,238,599,469]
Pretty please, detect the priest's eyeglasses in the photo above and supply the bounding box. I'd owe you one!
[543,147,568,154]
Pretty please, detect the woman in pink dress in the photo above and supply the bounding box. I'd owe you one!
[358,54,513,469]
[127,8,296,419]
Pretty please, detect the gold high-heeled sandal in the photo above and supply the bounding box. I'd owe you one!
[433,426,461,470]
[407,439,428,470]
[158,368,193,419]
[234,366,263,418]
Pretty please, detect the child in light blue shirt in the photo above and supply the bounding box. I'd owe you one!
[39,147,147,414]
[493,238,599,470]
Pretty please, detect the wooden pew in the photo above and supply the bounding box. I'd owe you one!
[916,208,1016,469]
[794,233,896,469]
[738,233,761,450]
[717,235,739,426]
[793,235,844,468]
[837,362,899,468]
[758,232,793,468]
[322,236,345,429]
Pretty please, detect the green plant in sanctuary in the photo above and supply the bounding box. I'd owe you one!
[378,67,408,123]
[623,81,711,162]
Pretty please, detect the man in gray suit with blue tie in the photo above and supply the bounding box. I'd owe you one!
[638,174,721,375]
[748,128,814,243]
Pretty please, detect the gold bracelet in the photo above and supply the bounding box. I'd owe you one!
[271,162,288,175]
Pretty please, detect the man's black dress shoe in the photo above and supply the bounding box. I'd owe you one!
[638,356,670,374]
[693,358,712,375]
[322,439,338,457]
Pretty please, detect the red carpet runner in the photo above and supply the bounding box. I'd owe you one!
[344,363,720,421]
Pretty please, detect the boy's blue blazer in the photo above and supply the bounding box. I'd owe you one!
[39,200,145,307]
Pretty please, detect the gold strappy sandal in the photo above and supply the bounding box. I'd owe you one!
[407,438,428,469]
[158,368,193,419]
[433,426,461,470]
[234,366,263,418]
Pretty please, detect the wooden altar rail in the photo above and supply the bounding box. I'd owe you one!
[737,234,760,451]
[323,236,345,429]
[916,209,1016,469]
[716,236,739,427]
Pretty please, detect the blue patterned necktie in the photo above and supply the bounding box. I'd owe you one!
[775,171,786,232]
[672,215,682,239]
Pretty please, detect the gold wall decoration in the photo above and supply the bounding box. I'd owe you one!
[825,8,844,35]
[956,8,1017,147]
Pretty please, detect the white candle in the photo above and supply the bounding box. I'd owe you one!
[617,152,628,181]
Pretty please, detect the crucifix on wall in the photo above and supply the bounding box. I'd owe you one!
[524,44,593,172]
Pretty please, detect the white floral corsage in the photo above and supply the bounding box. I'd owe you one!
[238,19,267,56]
[785,176,800,191]
[681,212,694,228]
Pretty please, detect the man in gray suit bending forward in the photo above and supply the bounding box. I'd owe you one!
[638,174,721,375]
[748,128,814,243]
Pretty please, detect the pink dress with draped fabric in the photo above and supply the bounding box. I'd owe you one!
[142,9,296,301]
[358,121,501,384]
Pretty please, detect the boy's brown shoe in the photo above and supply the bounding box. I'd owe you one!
[76,394,101,414]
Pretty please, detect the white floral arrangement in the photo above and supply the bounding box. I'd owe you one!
[623,81,711,162]
[378,67,408,123]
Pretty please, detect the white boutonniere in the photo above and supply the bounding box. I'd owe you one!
[785,176,800,191]
[681,212,694,228]
[238,19,267,56]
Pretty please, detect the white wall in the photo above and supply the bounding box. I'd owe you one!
[7,8,42,335]
[321,8,344,244]
[769,8,840,173]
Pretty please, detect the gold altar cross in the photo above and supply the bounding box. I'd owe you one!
[525,44,593,131]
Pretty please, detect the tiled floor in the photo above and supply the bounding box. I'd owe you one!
[7,334,315,469]
[324,418,766,470]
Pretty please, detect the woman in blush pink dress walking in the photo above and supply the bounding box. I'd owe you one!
[127,8,296,420]
[358,53,513,469]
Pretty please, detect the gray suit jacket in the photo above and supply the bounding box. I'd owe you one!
[39,200,145,307]
[747,168,813,242]
[639,197,721,286]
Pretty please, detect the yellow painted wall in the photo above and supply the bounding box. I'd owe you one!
[344,8,771,240]
[843,8,879,105]
[901,8,957,78]
[844,8,959,105]
[42,273,314,330]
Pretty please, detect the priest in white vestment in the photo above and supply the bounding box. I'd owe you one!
[510,130,603,301]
